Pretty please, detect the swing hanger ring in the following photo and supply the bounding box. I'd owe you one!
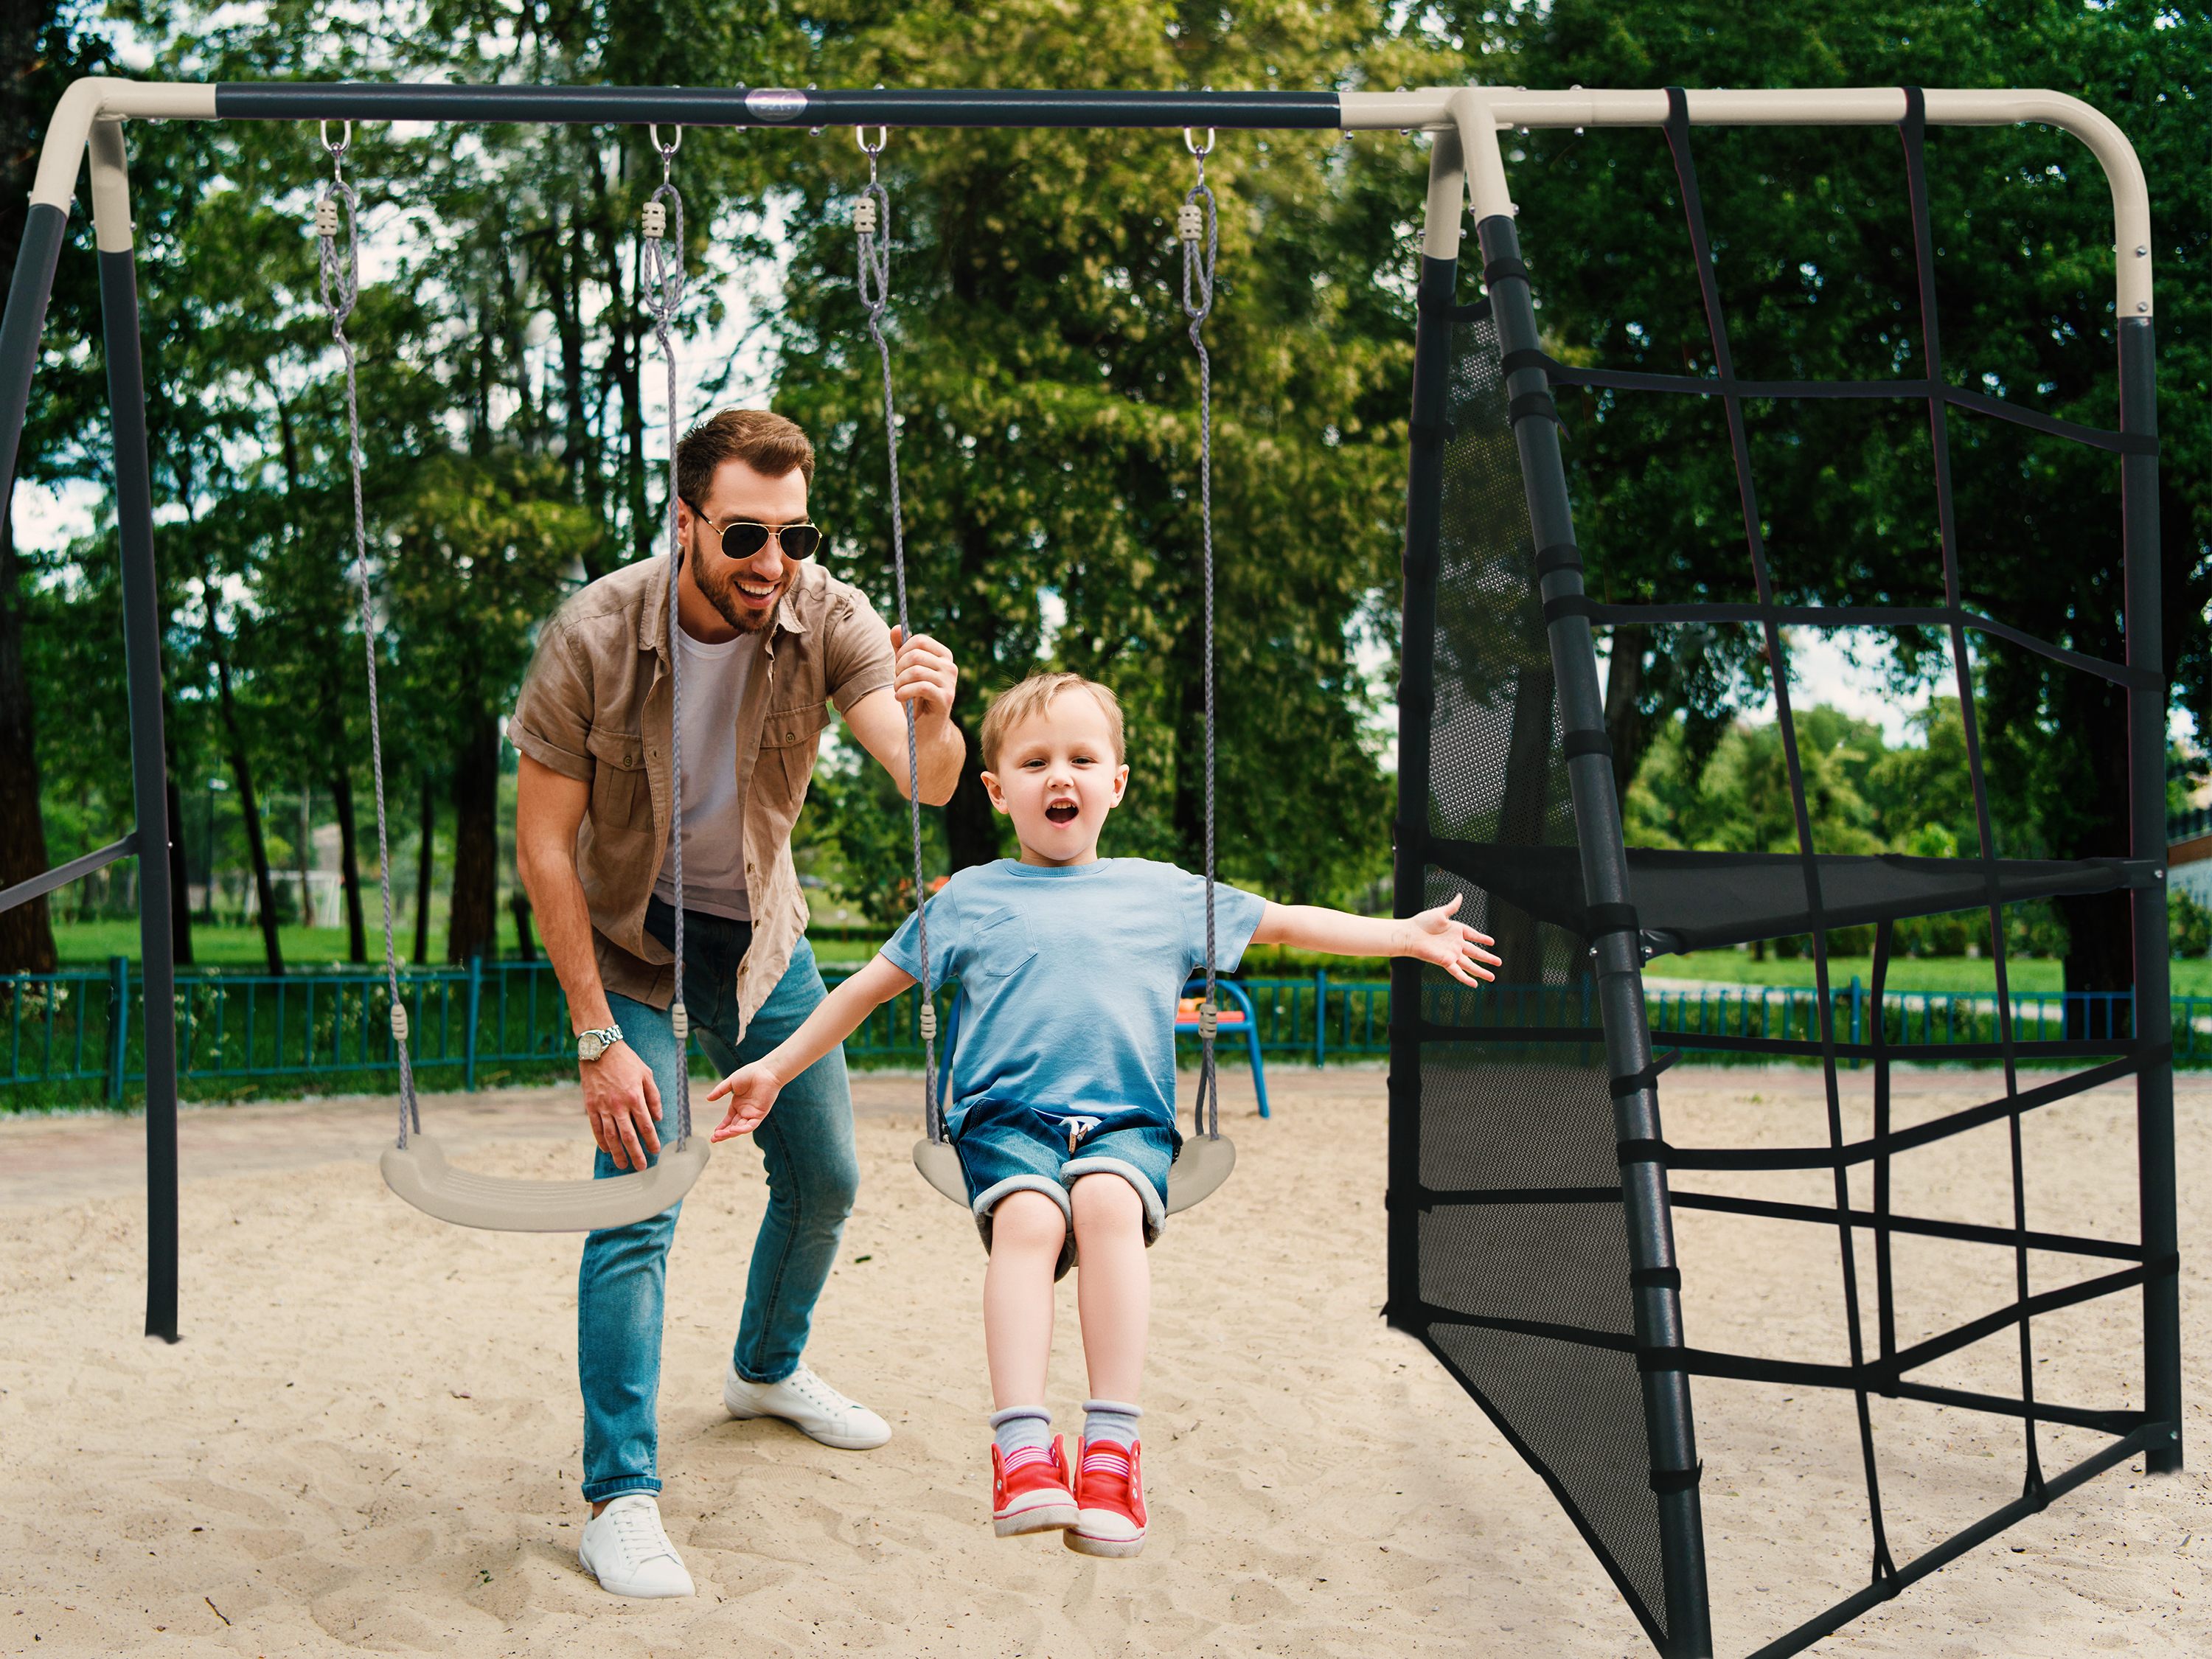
[1184,127,1214,158]
[649,123,683,159]
[856,125,889,156]
[320,120,351,161]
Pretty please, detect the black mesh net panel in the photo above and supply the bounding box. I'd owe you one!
[1408,303,1677,1642]
[1393,89,2176,1659]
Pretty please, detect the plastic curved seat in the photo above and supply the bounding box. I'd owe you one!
[912,1132,1233,1218]
[381,1133,711,1234]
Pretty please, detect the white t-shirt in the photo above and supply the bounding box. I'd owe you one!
[654,627,762,922]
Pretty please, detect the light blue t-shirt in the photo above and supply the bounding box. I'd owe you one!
[880,858,1269,1135]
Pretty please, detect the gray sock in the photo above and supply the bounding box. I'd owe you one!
[990,1405,1052,1459]
[1082,1398,1142,1449]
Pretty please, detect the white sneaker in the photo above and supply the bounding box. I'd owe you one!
[723,1360,891,1450]
[579,1493,695,1599]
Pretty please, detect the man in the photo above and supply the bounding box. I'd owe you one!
[509,408,963,1599]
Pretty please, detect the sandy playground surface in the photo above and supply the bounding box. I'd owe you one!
[1,1062,2209,1657]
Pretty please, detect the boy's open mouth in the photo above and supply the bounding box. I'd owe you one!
[1045,801,1079,825]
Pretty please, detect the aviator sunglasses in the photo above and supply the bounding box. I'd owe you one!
[686,504,825,562]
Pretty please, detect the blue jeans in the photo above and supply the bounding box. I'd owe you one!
[577,902,858,1503]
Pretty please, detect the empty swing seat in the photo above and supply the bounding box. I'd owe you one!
[382,1133,711,1234]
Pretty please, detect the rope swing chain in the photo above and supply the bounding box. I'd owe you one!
[1182,128,1223,1144]
[855,125,945,1147]
[641,124,695,1150]
[317,123,422,1152]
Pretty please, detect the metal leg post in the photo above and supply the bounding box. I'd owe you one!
[91,119,180,1343]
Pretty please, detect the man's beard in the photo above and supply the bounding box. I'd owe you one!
[692,554,787,634]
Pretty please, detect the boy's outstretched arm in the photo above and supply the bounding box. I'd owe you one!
[1250,893,1501,988]
[706,953,919,1141]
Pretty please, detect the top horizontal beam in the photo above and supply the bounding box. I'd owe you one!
[24,77,2152,314]
[210,83,1343,129]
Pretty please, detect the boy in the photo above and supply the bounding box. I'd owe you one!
[708,672,1498,1557]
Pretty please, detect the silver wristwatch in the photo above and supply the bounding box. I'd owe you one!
[576,1024,624,1062]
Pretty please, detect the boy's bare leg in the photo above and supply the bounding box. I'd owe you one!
[984,1192,1068,1407]
[1069,1174,1150,1402]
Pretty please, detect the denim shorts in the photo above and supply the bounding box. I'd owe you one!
[954,1099,1179,1262]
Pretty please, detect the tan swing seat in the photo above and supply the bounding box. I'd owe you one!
[383,1133,711,1234]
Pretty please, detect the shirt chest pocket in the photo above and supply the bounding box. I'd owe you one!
[586,731,654,835]
[757,700,833,826]
[958,905,1037,994]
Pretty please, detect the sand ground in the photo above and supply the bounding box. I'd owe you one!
[1,1063,2206,1658]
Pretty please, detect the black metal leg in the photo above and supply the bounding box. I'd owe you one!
[91,120,180,1343]
[2119,315,2178,1472]
[0,201,68,509]
[1478,209,1714,1659]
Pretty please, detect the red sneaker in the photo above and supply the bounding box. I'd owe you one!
[992,1436,1078,1537]
[1065,1439,1147,1558]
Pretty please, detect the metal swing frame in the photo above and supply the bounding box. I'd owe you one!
[0,74,2172,1659]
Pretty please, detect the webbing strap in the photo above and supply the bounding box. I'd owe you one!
[1509,391,1559,425]
[1610,1049,1680,1100]
[1585,901,1640,939]
[1483,255,1531,286]
[1534,542,1583,578]
[1562,728,1613,762]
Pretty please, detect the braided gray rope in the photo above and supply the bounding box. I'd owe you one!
[1180,133,1220,1142]
[317,128,421,1150]
[641,127,693,1147]
[855,129,944,1146]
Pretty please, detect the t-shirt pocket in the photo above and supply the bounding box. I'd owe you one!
[958,904,1037,996]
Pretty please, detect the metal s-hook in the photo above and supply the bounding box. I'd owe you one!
[320,119,352,181]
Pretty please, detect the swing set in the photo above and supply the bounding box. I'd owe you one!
[0,76,2178,1659]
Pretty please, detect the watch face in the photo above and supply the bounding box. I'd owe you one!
[578,1032,608,1061]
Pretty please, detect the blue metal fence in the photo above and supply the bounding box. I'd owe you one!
[2,959,2204,1102]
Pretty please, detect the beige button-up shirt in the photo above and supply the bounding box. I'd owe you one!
[508,555,896,1030]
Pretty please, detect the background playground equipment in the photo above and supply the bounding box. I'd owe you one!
[0,77,2175,1659]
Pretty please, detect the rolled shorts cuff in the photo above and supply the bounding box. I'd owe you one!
[971,1174,1077,1281]
[1061,1155,1166,1244]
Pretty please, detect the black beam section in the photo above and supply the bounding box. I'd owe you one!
[2121,313,2180,1475]
[1480,210,1713,1659]
[0,201,69,512]
[215,83,1341,130]
[1386,132,1459,1336]
[99,195,179,1343]
[0,832,138,915]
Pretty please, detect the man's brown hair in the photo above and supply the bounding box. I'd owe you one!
[675,408,815,507]
[980,672,1126,772]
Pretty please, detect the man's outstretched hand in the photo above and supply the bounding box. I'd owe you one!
[1395,893,1502,988]
[707,1062,785,1143]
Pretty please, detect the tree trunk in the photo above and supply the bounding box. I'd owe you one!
[0,504,55,972]
[330,764,367,961]
[1602,624,1649,813]
[163,765,192,967]
[0,0,63,974]
[510,890,536,961]
[296,774,313,936]
[200,575,282,973]
[445,715,500,963]
[413,768,434,964]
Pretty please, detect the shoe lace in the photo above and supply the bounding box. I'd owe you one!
[786,1366,849,1415]
[610,1503,672,1564]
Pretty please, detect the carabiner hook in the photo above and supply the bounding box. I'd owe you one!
[649,123,683,182]
[320,119,352,176]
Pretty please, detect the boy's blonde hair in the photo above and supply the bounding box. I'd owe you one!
[979,672,1125,771]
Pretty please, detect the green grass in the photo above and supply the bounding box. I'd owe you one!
[1652,950,2212,998]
